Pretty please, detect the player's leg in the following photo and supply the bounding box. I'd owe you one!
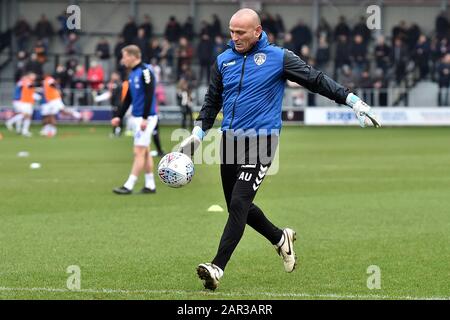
[142,149,156,193]
[247,203,283,245]
[113,117,145,194]
[152,123,165,156]
[113,145,146,194]
[21,103,33,137]
[197,162,238,290]
[142,116,158,193]
[6,102,24,132]
[247,203,297,272]
[211,164,264,272]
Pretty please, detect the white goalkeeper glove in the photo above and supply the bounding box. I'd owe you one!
[178,126,206,157]
[346,93,381,128]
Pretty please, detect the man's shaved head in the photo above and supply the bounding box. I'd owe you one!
[230,8,261,27]
[229,8,263,53]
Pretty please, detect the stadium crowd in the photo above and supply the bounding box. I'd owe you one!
[9,10,450,108]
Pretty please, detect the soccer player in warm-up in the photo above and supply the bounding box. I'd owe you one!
[180,8,380,290]
[111,45,158,194]
[40,74,81,137]
[6,71,37,137]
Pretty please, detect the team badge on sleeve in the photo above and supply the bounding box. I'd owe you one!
[254,53,266,66]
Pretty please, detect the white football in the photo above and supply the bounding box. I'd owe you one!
[158,152,194,188]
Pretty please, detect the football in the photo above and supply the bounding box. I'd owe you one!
[158,152,195,188]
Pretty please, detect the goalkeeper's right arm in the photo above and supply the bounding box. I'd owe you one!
[179,126,206,157]
[179,61,223,156]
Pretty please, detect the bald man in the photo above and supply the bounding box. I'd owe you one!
[180,8,380,291]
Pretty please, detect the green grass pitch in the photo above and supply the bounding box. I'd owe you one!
[0,125,449,300]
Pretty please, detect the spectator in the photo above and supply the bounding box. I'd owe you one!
[407,23,421,51]
[374,35,391,74]
[352,16,371,44]
[197,34,214,83]
[87,60,104,92]
[95,37,111,80]
[391,37,409,84]
[177,63,196,129]
[159,39,175,81]
[274,14,285,38]
[261,13,278,38]
[140,14,153,40]
[64,57,79,96]
[176,36,194,79]
[414,34,431,80]
[358,70,374,105]
[283,33,296,52]
[182,16,195,41]
[392,20,408,44]
[65,32,81,55]
[13,17,32,51]
[339,64,356,91]
[72,64,87,105]
[122,17,138,45]
[34,14,54,50]
[165,16,181,43]
[334,35,352,79]
[148,38,162,63]
[315,35,330,71]
[350,34,368,78]
[373,68,389,106]
[212,35,227,60]
[437,37,450,59]
[133,27,149,63]
[15,51,28,82]
[34,39,47,65]
[25,53,43,78]
[56,10,69,43]
[152,58,167,106]
[177,76,194,130]
[316,17,332,44]
[435,11,449,41]
[290,19,312,53]
[54,64,70,94]
[199,20,212,38]
[211,14,223,38]
[334,16,351,41]
[114,35,126,64]
[438,53,450,106]
[95,37,111,60]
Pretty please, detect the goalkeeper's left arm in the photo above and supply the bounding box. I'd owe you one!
[283,49,381,128]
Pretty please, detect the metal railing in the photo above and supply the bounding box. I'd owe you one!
[0,86,442,108]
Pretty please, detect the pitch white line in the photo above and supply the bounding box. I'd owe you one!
[0,287,448,300]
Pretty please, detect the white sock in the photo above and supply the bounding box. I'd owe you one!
[145,173,156,190]
[276,234,285,247]
[124,174,138,190]
[22,118,31,134]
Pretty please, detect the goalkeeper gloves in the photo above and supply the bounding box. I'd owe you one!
[179,126,205,157]
[346,93,381,128]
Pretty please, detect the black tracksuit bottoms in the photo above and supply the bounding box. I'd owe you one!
[211,133,284,271]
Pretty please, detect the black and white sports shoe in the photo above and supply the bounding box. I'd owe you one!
[113,186,132,195]
[140,187,156,194]
[276,228,297,272]
[197,263,223,291]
